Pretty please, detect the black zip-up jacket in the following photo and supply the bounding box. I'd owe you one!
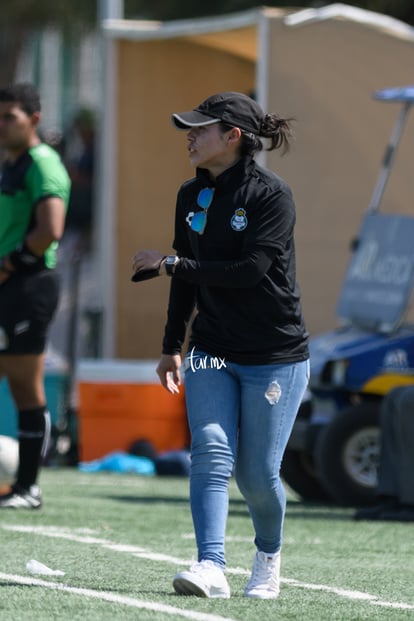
[162,155,309,365]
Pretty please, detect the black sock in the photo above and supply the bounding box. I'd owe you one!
[17,406,50,490]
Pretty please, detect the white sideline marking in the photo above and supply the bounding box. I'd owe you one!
[283,577,378,600]
[133,551,190,564]
[0,573,237,621]
[4,525,190,566]
[3,525,414,611]
[373,601,414,610]
[281,579,414,610]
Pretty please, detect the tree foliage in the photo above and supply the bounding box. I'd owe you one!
[0,1,97,85]
[0,0,412,27]
[124,0,414,24]
[0,1,412,85]
[0,0,96,27]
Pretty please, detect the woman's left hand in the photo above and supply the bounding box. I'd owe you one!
[132,249,164,275]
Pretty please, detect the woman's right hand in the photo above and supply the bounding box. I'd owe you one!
[156,354,182,394]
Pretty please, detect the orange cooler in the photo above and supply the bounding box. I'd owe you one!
[77,360,189,461]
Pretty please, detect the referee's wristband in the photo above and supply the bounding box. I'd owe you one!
[8,241,45,272]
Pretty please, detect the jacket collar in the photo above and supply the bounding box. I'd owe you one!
[196,156,255,192]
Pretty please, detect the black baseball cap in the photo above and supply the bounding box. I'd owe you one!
[172,92,265,135]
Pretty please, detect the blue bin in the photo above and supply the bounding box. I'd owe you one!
[0,371,68,438]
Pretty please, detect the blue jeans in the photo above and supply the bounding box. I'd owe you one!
[184,349,309,569]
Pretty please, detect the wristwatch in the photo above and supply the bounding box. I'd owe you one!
[164,255,180,276]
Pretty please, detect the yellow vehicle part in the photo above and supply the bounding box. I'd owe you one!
[361,373,414,396]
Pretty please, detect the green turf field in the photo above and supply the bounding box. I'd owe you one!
[0,469,413,620]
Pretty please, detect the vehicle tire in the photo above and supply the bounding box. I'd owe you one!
[281,448,331,502]
[315,402,381,507]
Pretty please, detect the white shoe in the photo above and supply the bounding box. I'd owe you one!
[173,560,231,598]
[0,485,42,509]
[244,550,281,599]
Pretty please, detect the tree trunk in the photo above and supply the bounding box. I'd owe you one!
[0,25,27,86]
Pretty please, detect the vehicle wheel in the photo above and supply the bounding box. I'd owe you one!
[281,448,331,502]
[315,402,380,506]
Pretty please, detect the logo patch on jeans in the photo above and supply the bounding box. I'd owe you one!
[187,346,227,372]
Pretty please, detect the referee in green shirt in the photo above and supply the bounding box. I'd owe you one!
[0,83,70,509]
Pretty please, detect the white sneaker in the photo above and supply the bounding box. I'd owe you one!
[0,485,42,509]
[244,550,281,599]
[173,560,231,598]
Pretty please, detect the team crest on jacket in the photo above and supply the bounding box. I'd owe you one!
[230,208,248,231]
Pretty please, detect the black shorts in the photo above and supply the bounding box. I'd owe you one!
[0,269,60,355]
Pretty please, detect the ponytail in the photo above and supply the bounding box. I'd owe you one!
[260,114,295,154]
[219,114,295,157]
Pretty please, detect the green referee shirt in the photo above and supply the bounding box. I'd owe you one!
[0,143,71,268]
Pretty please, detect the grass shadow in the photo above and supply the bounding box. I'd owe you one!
[286,499,354,521]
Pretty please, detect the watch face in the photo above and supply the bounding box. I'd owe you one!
[166,256,176,264]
